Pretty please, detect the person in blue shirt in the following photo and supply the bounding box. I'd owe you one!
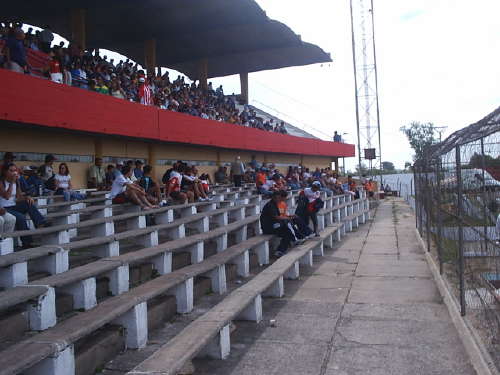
[134,160,144,179]
[5,29,28,73]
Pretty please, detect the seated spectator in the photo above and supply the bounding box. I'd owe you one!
[95,77,109,95]
[139,165,161,205]
[88,157,106,190]
[295,181,323,236]
[182,166,209,202]
[347,175,359,199]
[199,172,211,195]
[364,179,375,198]
[134,160,144,179]
[19,166,44,196]
[166,163,191,204]
[110,166,157,210]
[260,191,296,258]
[54,163,86,201]
[48,51,63,83]
[38,154,56,191]
[105,164,116,189]
[0,163,46,248]
[277,190,313,240]
[214,166,228,184]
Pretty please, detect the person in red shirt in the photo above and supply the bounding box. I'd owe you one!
[48,52,63,83]
[138,77,153,105]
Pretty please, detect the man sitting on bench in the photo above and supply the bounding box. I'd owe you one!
[110,166,157,210]
[260,190,296,258]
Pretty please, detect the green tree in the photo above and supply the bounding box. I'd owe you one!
[400,122,438,161]
[404,161,412,170]
[382,161,395,171]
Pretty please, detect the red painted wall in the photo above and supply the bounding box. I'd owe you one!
[0,69,355,158]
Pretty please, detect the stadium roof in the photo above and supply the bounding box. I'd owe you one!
[4,0,332,79]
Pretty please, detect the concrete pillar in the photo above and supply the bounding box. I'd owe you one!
[234,250,250,277]
[144,39,156,77]
[263,276,284,298]
[107,265,129,295]
[61,278,97,310]
[210,265,227,295]
[152,252,172,275]
[175,277,194,313]
[237,295,262,322]
[28,287,57,331]
[198,58,208,90]
[199,324,230,360]
[0,261,28,288]
[70,8,86,50]
[189,242,204,264]
[239,72,249,104]
[284,261,300,280]
[114,302,148,349]
[300,250,313,267]
[255,241,269,266]
[216,233,228,252]
[25,344,75,375]
[31,248,69,275]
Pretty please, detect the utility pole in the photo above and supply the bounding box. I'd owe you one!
[349,0,382,176]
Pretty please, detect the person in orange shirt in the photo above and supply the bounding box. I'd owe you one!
[277,191,313,240]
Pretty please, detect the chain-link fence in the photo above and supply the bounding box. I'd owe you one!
[414,106,500,368]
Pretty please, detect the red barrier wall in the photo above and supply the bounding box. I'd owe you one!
[0,69,355,157]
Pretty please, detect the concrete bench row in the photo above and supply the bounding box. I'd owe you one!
[0,192,368,375]
[0,202,260,289]
[128,225,342,375]
[0,233,273,375]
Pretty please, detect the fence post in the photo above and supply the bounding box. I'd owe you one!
[455,145,466,316]
[480,137,488,255]
[413,166,419,230]
[436,156,443,275]
[425,158,431,252]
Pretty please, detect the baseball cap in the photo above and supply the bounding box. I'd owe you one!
[139,77,145,82]
[312,181,321,187]
[22,166,32,171]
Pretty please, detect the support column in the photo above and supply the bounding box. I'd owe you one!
[70,9,86,50]
[198,58,208,90]
[94,138,103,160]
[144,39,157,77]
[148,143,156,175]
[239,72,249,105]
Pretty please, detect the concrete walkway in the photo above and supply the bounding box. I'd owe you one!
[194,199,476,375]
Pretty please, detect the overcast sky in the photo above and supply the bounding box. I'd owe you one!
[209,0,500,169]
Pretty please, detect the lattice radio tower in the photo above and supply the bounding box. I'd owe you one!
[349,0,382,174]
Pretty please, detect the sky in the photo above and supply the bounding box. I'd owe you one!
[207,0,500,170]
[28,0,500,171]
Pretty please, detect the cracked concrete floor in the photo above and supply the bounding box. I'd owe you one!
[193,199,476,375]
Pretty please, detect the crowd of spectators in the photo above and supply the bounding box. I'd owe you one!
[0,21,289,134]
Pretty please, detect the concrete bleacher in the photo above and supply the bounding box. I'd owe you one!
[0,186,369,375]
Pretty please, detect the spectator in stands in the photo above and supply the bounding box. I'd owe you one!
[138,77,153,105]
[296,181,322,237]
[54,163,86,201]
[105,164,115,189]
[4,27,28,74]
[364,179,375,198]
[214,166,227,184]
[260,191,296,258]
[231,156,245,187]
[110,165,157,210]
[88,157,106,189]
[39,154,56,191]
[1,152,16,169]
[162,161,179,185]
[19,166,43,196]
[133,160,144,179]
[39,25,54,53]
[0,163,46,248]
[249,155,259,171]
[48,51,63,83]
[110,80,126,99]
[166,163,191,204]
[277,190,313,240]
[347,175,359,199]
[94,77,109,95]
[199,172,211,195]
[139,165,160,205]
[333,131,342,142]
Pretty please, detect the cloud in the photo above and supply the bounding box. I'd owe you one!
[400,9,425,21]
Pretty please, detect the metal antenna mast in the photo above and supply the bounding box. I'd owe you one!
[349,0,382,174]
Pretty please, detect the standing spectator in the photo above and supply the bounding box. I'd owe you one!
[88,157,106,189]
[138,77,153,105]
[5,28,28,74]
[230,156,245,187]
[333,131,342,142]
[260,191,296,258]
[48,51,63,83]
[105,164,115,189]
[39,25,54,53]
[54,163,86,201]
[0,163,46,248]
[249,155,259,170]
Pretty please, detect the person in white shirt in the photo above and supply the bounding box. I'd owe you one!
[110,166,157,210]
[54,163,86,201]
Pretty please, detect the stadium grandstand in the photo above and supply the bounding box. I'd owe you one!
[0,2,368,375]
